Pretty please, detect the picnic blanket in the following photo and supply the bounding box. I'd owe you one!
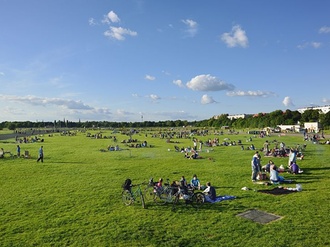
[205,195,236,203]
[258,187,298,195]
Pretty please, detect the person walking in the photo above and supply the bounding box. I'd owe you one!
[37,146,44,163]
[17,145,21,158]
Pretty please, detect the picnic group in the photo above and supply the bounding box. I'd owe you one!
[251,142,305,185]
[124,174,235,204]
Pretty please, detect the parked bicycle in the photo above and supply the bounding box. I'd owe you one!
[172,185,205,211]
[122,179,146,209]
[144,178,177,205]
[144,178,157,202]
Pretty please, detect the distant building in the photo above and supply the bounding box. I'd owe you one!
[277,124,301,132]
[213,105,329,122]
[227,114,253,120]
[304,122,321,133]
[297,105,330,114]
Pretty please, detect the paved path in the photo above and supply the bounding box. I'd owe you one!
[0,130,54,141]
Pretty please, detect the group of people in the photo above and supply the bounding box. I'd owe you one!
[154,174,217,202]
[184,149,201,159]
[1,145,43,162]
[251,150,302,184]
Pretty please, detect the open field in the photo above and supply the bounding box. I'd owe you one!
[0,128,329,247]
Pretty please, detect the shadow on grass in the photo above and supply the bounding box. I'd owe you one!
[49,161,88,164]
[144,197,243,212]
[303,167,330,171]
[215,186,237,189]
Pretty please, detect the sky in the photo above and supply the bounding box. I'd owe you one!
[0,0,329,123]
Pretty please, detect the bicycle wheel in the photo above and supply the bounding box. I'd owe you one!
[192,192,205,208]
[144,186,156,202]
[140,193,146,209]
[165,187,176,203]
[154,188,168,205]
[122,190,133,206]
[171,193,180,211]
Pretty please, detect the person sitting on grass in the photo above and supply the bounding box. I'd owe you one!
[156,178,163,188]
[289,161,303,174]
[190,149,199,159]
[270,165,291,184]
[262,160,274,173]
[180,176,187,187]
[189,174,201,190]
[154,178,163,194]
[203,182,216,202]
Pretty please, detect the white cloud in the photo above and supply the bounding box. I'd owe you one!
[282,96,294,107]
[319,26,330,34]
[311,42,322,48]
[116,109,133,116]
[221,25,249,48]
[0,94,95,110]
[226,90,275,97]
[297,42,322,49]
[151,110,198,121]
[182,19,198,37]
[149,94,161,101]
[107,11,120,23]
[0,95,115,121]
[0,72,4,76]
[104,26,137,40]
[145,74,156,81]
[186,74,235,91]
[88,18,97,26]
[201,94,216,104]
[173,79,184,87]
[322,98,330,104]
[102,11,120,24]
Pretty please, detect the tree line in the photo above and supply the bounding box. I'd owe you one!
[1,109,330,130]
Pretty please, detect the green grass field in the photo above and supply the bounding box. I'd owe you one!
[0,129,329,247]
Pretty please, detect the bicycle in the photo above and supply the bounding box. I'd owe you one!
[144,178,176,205]
[144,178,157,202]
[122,183,146,209]
[172,186,205,211]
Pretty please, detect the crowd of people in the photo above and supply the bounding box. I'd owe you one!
[153,174,217,203]
[251,147,304,184]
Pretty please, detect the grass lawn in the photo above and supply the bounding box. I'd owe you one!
[0,129,329,247]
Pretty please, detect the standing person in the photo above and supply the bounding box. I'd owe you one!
[199,140,203,151]
[193,139,197,151]
[17,145,21,158]
[37,146,44,163]
[263,140,269,155]
[288,148,297,167]
[203,182,216,202]
[251,151,260,182]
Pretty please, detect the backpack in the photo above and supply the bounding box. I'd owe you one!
[122,178,132,191]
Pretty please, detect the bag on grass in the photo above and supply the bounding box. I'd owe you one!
[257,173,267,181]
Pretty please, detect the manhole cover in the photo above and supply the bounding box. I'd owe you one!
[237,209,282,224]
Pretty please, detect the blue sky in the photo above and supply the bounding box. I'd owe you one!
[0,0,329,122]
